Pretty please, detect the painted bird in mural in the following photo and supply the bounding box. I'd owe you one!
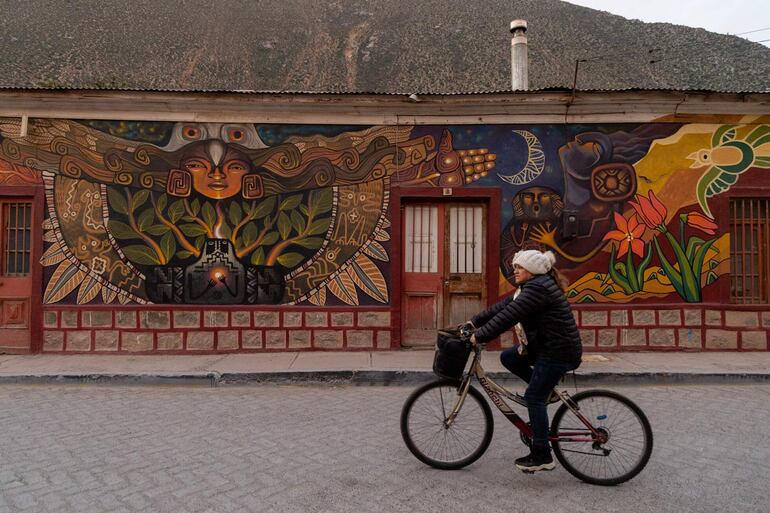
[689,124,770,218]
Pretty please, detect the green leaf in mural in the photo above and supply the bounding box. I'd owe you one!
[251,247,266,265]
[299,204,310,216]
[242,222,258,247]
[308,218,331,236]
[145,224,171,236]
[201,202,216,229]
[293,237,324,249]
[122,244,160,265]
[108,220,140,240]
[277,252,305,268]
[277,212,292,240]
[168,199,186,223]
[156,193,168,212]
[179,223,209,238]
[310,188,333,215]
[131,190,149,212]
[160,232,176,263]
[280,194,303,211]
[290,210,306,233]
[229,202,243,226]
[261,231,279,246]
[253,196,276,219]
[137,208,155,232]
[190,198,201,216]
[194,235,206,250]
[176,250,194,260]
[108,188,129,214]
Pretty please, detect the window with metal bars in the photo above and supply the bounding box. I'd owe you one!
[729,198,770,304]
[404,205,438,273]
[2,201,32,277]
[449,206,482,274]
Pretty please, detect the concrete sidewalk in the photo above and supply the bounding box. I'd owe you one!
[0,350,768,386]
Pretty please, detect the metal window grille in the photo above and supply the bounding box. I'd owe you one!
[449,206,482,274]
[730,198,770,304]
[405,205,438,273]
[2,202,32,277]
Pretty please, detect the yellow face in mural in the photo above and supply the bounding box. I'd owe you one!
[181,142,251,199]
[184,157,249,199]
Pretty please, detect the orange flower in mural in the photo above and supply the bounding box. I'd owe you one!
[628,190,667,230]
[685,212,718,235]
[603,212,646,258]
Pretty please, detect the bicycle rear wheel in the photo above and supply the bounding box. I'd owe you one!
[551,389,653,485]
[400,379,493,470]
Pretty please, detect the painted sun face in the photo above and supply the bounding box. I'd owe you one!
[184,156,250,199]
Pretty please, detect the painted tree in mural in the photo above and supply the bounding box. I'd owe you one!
[0,119,493,306]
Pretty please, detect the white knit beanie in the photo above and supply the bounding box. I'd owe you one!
[511,250,556,275]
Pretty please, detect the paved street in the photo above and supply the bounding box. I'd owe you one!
[0,383,768,513]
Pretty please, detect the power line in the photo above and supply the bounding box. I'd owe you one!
[750,38,770,43]
[734,27,770,36]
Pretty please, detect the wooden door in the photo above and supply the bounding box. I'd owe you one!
[401,202,486,347]
[443,205,486,327]
[0,200,34,353]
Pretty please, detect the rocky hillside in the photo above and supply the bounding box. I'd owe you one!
[1,0,768,92]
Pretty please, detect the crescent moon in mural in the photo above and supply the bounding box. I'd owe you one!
[498,130,545,185]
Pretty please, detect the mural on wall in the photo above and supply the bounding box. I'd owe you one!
[0,117,767,306]
[0,119,492,305]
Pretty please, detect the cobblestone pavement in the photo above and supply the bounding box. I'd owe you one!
[0,383,768,513]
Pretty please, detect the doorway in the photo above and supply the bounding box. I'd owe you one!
[0,199,34,353]
[401,202,487,347]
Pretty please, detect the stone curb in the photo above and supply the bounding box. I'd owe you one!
[0,370,768,386]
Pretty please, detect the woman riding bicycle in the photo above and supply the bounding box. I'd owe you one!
[468,249,582,473]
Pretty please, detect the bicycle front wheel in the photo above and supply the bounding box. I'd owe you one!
[551,389,653,486]
[400,379,494,470]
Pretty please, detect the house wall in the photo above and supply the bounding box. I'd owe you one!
[0,116,768,352]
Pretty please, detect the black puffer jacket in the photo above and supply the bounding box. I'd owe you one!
[472,274,582,363]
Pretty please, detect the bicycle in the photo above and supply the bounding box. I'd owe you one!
[400,328,653,486]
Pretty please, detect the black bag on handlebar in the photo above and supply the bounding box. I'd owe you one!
[432,328,472,381]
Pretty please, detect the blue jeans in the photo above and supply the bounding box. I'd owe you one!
[500,346,579,451]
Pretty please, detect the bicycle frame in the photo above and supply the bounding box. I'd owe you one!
[446,346,605,444]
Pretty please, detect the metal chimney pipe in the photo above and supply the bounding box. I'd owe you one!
[510,19,528,91]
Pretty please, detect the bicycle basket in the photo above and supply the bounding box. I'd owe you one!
[432,329,472,381]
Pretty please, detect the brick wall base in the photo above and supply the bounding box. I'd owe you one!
[573,307,770,351]
[42,308,392,353]
[40,306,770,353]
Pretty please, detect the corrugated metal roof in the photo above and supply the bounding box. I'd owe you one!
[2,85,768,95]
